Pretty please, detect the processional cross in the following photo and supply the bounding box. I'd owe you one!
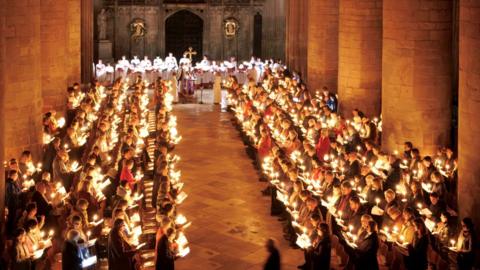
[184,47,197,61]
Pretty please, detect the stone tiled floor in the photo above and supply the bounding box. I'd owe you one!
[173,104,303,270]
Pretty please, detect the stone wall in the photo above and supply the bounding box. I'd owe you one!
[40,0,81,112]
[102,2,283,62]
[0,0,82,160]
[285,0,308,79]
[382,0,453,154]
[307,0,338,93]
[1,0,44,159]
[338,0,382,118]
[458,0,480,229]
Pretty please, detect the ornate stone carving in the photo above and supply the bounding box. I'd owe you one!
[129,18,146,42]
[224,17,239,38]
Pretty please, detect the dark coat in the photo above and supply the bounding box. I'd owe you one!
[264,247,280,270]
[62,240,83,270]
[108,230,136,270]
[312,237,331,270]
[155,235,175,270]
[405,234,429,270]
[355,232,379,270]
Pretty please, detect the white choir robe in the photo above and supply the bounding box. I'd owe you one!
[213,74,222,104]
[105,65,114,84]
[96,63,106,82]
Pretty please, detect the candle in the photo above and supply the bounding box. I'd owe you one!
[375,198,381,206]
[450,239,456,248]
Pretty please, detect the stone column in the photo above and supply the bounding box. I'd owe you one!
[338,0,382,117]
[307,0,338,92]
[382,0,453,154]
[297,0,308,80]
[285,0,308,78]
[81,0,94,84]
[2,0,43,158]
[285,0,295,69]
[458,0,480,227]
[40,0,81,112]
[0,0,5,221]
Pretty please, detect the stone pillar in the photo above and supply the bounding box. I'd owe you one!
[0,0,6,221]
[307,0,338,92]
[81,0,94,84]
[382,0,453,154]
[285,0,295,69]
[40,0,81,112]
[458,0,480,228]
[285,0,308,78]
[338,0,382,117]
[297,0,308,80]
[2,0,43,158]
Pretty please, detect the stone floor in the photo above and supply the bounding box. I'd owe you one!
[173,103,304,270]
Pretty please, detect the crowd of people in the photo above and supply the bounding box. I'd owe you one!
[2,73,190,269]
[95,54,285,104]
[226,63,477,269]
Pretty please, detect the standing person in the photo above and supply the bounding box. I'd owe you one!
[354,220,379,270]
[311,223,331,270]
[62,230,83,270]
[11,228,32,270]
[108,219,138,270]
[456,217,476,270]
[405,218,429,270]
[264,238,281,270]
[155,228,176,270]
[6,170,21,237]
[213,72,222,104]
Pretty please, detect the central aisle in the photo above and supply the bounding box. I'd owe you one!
[173,104,302,270]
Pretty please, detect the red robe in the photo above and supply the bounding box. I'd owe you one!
[316,136,331,161]
[120,166,136,190]
[258,135,272,159]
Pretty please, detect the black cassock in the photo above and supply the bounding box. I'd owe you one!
[156,235,175,270]
[62,240,82,270]
[354,232,379,270]
[311,236,331,270]
[108,230,137,270]
[263,247,280,270]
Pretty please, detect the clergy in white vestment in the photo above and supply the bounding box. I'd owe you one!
[179,53,191,68]
[115,62,126,80]
[213,72,222,104]
[105,63,114,84]
[165,52,178,71]
[131,55,140,67]
[153,56,163,67]
[140,56,152,69]
[95,60,106,82]
[200,55,210,67]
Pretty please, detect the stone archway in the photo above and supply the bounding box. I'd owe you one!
[165,10,203,63]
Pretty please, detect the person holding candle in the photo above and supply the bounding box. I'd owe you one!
[456,218,476,270]
[11,228,32,270]
[399,208,416,245]
[6,170,22,236]
[354,220,379,270]
[315,130,330,162]
[62,229,83,270]
[17,203,44,231]
[155,228,176,270]
[404,219,429,270]
[108,219,139,270]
